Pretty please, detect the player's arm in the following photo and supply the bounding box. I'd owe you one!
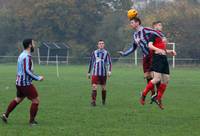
[106,52,112,77]
[118,42,137,56]
[166,49,176,56]
[24,56,43,81]
[148,34,166,55]
[87,52,94,79]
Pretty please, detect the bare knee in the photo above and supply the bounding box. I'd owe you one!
[92,84,97,90]
[31,97,39,104]
[14,97,24,103]
[162,75,170,84]
[151,77,161,84]
[101,85,106,90]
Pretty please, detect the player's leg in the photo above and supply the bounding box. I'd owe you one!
[157,74,169,100]
[1,85,26,123]
[140,72,161,105]
[29,97,39,125]
[27,84,39,125]
[100,76,107,105]
[142,72,161,97]
[1,97,24,123]
[91,83,98,106]
[101,85,106,105]
[91,76,99,106]
[144,72,155,96]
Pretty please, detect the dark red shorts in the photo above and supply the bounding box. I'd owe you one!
[143,52,153,73]
[16,84,38,100]
[92,76,107,85]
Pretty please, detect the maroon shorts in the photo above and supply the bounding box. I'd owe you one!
[143,52,153,73]
[16,84,38,100]
[92,76,107,85]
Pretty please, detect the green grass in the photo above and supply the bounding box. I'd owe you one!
[0,64,200,136]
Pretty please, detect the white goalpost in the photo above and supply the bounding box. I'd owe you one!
[167,42,176,68]
[56,55,59,78]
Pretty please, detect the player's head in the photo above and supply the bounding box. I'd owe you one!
[23,38,35,52]
[130,17,141,29]
[97,40,105,49]
[152,21,163,31]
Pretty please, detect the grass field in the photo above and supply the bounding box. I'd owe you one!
[0,64,200,136]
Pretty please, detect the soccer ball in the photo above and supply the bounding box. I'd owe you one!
[127,9,138,20]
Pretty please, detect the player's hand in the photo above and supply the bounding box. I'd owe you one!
[107,71,111,79]
[171,50,176,56]
[117,51,124,56]
[87,73,91,79]
[39,76,44,81]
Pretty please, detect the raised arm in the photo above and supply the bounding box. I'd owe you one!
[119,42,138,56]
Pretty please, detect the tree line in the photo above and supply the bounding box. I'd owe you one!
[0,0,199,59]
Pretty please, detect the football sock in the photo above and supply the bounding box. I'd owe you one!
[91,90,97,102]
[5,100,18,117]
[102,90,106,102]
[157,84,167,100]
[143,81,154,96]
[30,103,39,122]
[147,78,155,95]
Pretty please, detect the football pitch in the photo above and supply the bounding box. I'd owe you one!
[0,64,200,136]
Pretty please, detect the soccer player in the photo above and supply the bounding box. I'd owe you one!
[88,40,112,106]
[118,17,164,97]
[1,39,44,125]
[141,21,176,109]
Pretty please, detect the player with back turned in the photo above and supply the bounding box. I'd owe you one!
[1,39,44,125]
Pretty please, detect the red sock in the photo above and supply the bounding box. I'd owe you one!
[157,84,167,100]
[30,103,39,122]
[91,90,97,102]
[5,100,18,117]
[146,78,155,95]
[102,90,106,102]
[142,81,154,96]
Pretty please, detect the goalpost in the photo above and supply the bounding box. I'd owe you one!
[167,42,176,68]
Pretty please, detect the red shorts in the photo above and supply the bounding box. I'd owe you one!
[16,84,38,100]
[143,52,153,73]
[92,76,107,85]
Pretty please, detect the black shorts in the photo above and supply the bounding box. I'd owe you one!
[151,54,170,74]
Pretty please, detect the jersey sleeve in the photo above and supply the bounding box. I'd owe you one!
[88,52,95,74]
[24,56,41,81]
[106,52,112,72]
[122,42,137,56]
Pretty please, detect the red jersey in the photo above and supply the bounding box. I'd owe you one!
[149,31,166,50]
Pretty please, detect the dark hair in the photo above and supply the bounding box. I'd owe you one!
[130,17,141,25]
[23,38,32,49]
[98,39,104,42]
[152,21,162,26]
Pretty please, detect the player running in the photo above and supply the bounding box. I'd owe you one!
[88,40,112,106]
[118,17,164,97]
[140,21,176,109]
[1,39,44,125]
